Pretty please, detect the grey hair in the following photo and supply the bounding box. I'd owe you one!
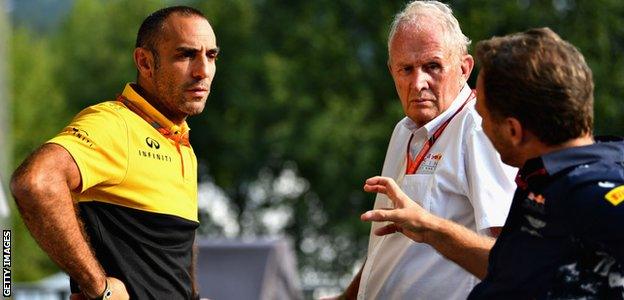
[388,1,471,56]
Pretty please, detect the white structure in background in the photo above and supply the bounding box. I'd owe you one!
[14,238,303,300]
[14,273,70,300]
[197,238,303,300]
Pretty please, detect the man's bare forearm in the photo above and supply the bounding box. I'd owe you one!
[423,216,494,279]
[11,145,106,297]
[362,176,495,280]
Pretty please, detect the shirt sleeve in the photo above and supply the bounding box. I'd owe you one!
[47,102,129,193]
[464,112,517,231]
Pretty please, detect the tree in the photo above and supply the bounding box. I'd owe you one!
[9,0,624,292]
[10,28,68,281]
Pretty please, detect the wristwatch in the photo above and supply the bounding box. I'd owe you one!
[92,279,113,300]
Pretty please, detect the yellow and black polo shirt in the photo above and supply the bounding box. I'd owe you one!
[48,83,198,299]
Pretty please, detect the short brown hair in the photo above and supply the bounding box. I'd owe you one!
[475,27,593,145]
[136,6,207,51]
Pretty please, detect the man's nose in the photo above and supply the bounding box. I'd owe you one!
[410,68,429,92]
[192,55,214,80]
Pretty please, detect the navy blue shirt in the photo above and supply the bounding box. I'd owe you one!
[469,137,624,299]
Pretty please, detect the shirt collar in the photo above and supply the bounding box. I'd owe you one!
[400,83,473,137]
[119,83,191,145]
[521,136,624,177]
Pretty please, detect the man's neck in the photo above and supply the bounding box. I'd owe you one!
[131,83,186,126]
[522,134,594,166]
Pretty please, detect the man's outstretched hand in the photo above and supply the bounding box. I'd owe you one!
[361,176,439,243]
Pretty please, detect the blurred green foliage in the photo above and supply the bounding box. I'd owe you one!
[9,0,624,288]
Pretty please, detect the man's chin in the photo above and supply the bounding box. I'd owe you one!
[407,112,438,127]
[183,101,207,116]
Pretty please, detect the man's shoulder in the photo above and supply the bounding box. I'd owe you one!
[444,102,489,147]
[75,100,128,120]
[49,101,130,146]
[431,101,483,143]
[70,100,147,132]
[565,156,624,185]
[455,101,481,129]
[555,159,624,213]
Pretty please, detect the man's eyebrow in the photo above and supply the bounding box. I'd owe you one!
[175,46,199,52]
[174,46,220,55]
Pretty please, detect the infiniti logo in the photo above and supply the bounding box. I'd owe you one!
[145,137,160,149]
[68,127,94,147]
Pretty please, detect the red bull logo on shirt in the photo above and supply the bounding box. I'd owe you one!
[416,152,442,174]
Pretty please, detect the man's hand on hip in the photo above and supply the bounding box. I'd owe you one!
[70,277,129,300]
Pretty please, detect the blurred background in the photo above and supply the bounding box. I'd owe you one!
[0,0,623,298]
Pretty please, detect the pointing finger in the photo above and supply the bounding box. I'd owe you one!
[364,176,384,185]
[361,208,398,223]
[363,183,387,194]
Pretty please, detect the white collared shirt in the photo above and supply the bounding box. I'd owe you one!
[358,85,517,300]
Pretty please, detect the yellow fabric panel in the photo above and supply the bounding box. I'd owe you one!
[48,99,198,222]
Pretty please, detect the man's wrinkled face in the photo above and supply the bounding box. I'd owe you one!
[151,14,218,121]
[388,23,468,127]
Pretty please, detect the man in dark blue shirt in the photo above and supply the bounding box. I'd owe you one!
[469,27,624,299]
[360,27,624,299]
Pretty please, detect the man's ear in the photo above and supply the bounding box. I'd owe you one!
[460,54,474,83]
[134,47,155,79]
[506,117,526,147]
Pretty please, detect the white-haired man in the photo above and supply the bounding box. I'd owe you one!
[361,27,624,299]
[336,1,517,299]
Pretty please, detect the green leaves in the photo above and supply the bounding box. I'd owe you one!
[9,0,624,288]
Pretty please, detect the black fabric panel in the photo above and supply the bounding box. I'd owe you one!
[70,202,199,299]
